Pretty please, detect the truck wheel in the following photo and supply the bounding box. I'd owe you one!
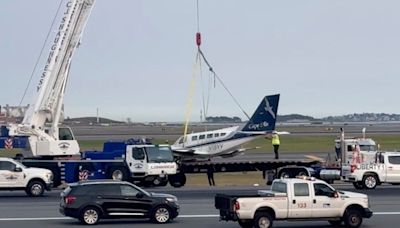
[25,180,45,197]
[80,206,101,225]
[352,182,364,190]
[153,177,168,187]
[151,205,171,223]
[108,167,129,181]
[238,219,253,228]
[343,209,362,228]
[328,219,342,226]
[362,174,377,189]
[279,171,290,179]
[254,212,273,228]
[169,173,186,188]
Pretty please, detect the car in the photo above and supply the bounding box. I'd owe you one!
[59,180,179,225]
[0,158,53,196]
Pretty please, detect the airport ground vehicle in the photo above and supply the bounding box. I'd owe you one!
[60,180,179,225]
[16,139,177,187]
[343,151,400,189]
[215,177,372,228]
[0,158,53,196]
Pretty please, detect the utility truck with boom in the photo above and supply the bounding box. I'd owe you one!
[0,0,177,188]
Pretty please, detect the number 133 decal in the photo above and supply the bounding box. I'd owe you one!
[297,203,307,208]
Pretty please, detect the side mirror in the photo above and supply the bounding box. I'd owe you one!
[136,192,144,198]
[14,167,23,172]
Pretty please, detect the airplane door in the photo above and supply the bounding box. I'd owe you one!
[386,155,400,183]
[126,147,147,174]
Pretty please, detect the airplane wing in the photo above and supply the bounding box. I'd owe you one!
[172,148,211,156]
[219,146,261,158]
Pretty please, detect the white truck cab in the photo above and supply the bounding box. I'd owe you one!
[215,177,372,228]
[344,151,400,189]
[0,158,53,196]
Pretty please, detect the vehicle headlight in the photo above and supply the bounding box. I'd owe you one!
[166,197,178,203]
[46,172,53,181]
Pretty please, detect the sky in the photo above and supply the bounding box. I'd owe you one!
[0,0,400,122]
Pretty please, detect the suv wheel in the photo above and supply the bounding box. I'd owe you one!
[80,207,100,225]
[254,212,273,228]
[151,206,171,223]
[362,174,377,189]
[343,209,363,228]
[26,180,45,197]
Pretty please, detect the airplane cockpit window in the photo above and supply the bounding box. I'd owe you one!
[207,134,213,139]
[199,135,205,140]
[192,135,198,141]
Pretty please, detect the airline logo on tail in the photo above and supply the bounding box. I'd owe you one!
[241,94,280,132]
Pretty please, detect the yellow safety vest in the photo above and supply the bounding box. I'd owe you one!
[272,134,280,145]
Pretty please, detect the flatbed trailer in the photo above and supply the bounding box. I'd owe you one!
[168,159,320,187]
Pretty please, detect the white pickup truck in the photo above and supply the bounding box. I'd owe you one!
[0,158,53,196]
[344,152,400,189]
[215,177,372,228]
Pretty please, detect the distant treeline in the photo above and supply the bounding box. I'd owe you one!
[205,116,242,123]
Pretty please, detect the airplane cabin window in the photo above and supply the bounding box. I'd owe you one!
[199,135,205,140]
[192,135,198,141]
[207,134,213,138]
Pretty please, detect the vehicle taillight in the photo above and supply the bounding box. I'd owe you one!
[65,195,76,205]
[350,165,357,173]
[234,201,240,211]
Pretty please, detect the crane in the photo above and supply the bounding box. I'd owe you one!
[8,0,96,157]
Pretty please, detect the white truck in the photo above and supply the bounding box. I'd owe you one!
[215,177,372,228]
[0,158,53,196]
[344,151,400,189]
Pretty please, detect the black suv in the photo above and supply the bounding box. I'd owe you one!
[59,180,179,225]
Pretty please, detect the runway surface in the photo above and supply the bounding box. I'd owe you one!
[0,184,399,228]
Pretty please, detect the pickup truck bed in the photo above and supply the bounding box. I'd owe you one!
[215,191,279,221]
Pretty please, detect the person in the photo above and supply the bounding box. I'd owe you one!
[271,131,280,159]
[207,164,215,186]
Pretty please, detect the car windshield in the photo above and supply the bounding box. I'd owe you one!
[146,146,174,163]
[359,145,375,152]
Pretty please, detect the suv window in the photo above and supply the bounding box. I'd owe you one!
[0,161,16,171]
[294,183,309,197]
[70,185,99,195]
[388,156,400,165]
[271,182,287,193]
[313,183,334,197]
[96,184,121,195]
[120,185,140,196]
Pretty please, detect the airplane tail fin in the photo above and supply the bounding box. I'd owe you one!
[241,94,280,132]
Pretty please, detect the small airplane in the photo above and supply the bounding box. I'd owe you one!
[172,94,288,160]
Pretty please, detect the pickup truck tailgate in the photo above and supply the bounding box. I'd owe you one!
[215,194,238,221]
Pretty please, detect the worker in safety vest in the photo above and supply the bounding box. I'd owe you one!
[271,131,280,159]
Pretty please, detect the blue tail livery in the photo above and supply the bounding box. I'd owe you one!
[241,94,280,132]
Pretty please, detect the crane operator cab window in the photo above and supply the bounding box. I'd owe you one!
[59,127,74,140]
[132,148,145,160]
